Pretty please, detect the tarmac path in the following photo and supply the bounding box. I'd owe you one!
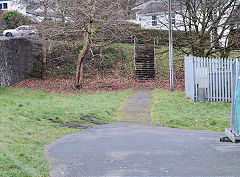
[47,89,240,176]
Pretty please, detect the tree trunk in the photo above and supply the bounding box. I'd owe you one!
[78,61,84,89]
[61,9,66,24]
[75,41,90,88]
[43,0,48,21]
[41,43,47,79]
[40,0,48,79]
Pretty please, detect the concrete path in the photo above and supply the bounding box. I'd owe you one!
[46,89,240,176]
[116,89,152,124]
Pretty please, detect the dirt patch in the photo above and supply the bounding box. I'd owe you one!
[12,76,185,94]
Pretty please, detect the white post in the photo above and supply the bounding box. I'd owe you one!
[168,0,174,91]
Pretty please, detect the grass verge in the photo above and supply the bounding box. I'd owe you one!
[152,89,231,132]
[0,88,131,176]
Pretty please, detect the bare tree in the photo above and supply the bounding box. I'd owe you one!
[21,0,134,86]
[121,0,138,17]
[57,0,128,88]
[19,0,57,79]
[173,0,240,57]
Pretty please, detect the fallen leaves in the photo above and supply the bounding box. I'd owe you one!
[12,76,185,94]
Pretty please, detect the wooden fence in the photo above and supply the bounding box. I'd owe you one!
[185,56,239,102]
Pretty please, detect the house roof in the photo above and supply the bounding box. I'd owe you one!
[132,0,153,11]
[132,0,181,15]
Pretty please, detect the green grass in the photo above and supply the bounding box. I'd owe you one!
[228,50,240,58]
[111,43,134,76]
[155,46,185,78]
[0,88,131,176]
[0,28,5,35]
[111,44,186,79]
[152,89,231,132]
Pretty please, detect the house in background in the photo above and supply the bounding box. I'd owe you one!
[130,0,182,30]
[0,0,65,22]
[130,0,240,49]
[26,4,54,22]
[0,0,27,17]
[26,3,68,22]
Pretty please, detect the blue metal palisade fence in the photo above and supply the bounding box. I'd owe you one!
[185,56,239,102]
[185,56,240,142]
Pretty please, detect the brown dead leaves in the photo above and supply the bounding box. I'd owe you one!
[13,76,185,94]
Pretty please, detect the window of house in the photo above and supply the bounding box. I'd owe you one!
[3,3,8,9]
[0,3,8,10]
[172,13,176,25]
[152,15,157,26]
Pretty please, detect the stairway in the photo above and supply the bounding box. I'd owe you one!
[134,44,156,80]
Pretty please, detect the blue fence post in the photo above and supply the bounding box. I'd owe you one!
[225,59,240,142]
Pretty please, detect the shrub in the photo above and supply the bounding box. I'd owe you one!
[124,24,188,46]
[3,11,31,29]
[0,28,5,34]
[38,43,134,78]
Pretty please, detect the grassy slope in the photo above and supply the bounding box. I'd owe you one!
[112,44,186,79]
[46,41,240,79]
[46,43,187,79]
[0,88,131,176]
[152,89,231,132]
[110,44,240,80]
[155,46,185,78]
[112,43,134,76]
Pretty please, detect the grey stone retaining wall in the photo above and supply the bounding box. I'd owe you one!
[0,18,7,29]
[0,37,39,87]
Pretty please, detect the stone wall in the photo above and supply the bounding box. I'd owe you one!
[0,18,7,29]
[0,37,39,87]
